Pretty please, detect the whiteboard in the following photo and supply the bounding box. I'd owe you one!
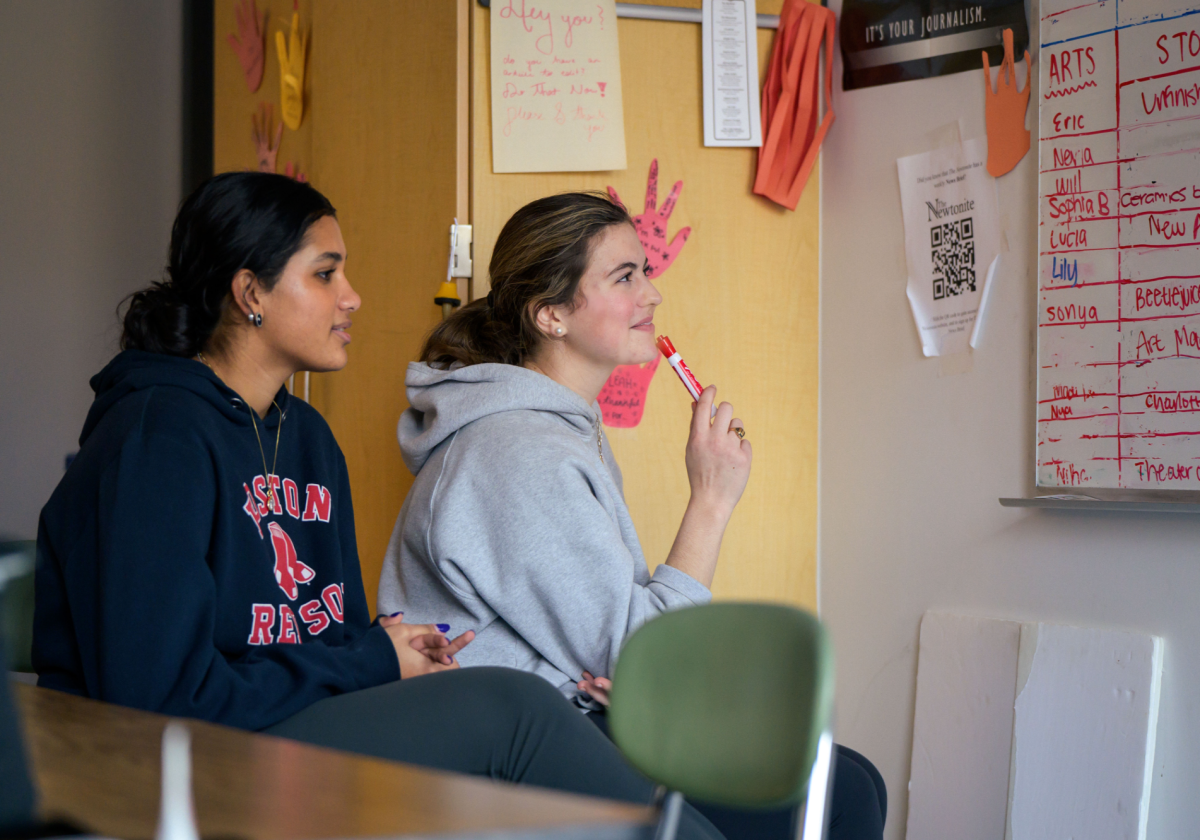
[1037,0,1200,489]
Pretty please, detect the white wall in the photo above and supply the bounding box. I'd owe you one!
[819,1,1199,837]
[0,1,183,539]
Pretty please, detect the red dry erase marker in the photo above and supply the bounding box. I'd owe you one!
[656,335,718,417]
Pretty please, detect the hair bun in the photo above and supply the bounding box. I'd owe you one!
[121,281,194,357]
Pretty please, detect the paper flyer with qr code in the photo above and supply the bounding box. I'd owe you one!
[897,138,1000,357]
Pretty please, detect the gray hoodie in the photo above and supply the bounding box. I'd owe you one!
[377,362,712,702]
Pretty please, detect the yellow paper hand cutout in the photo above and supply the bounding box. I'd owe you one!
[275,11,307,130]
[983,28,1031,178]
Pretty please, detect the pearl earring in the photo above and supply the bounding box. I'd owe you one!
[555,327,564,335]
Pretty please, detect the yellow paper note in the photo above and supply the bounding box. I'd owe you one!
[490,0,627,173]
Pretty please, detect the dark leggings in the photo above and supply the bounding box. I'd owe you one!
[585,712,886,840]
[264,668,724,840]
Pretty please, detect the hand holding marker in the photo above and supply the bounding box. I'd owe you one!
[656,335,744,438]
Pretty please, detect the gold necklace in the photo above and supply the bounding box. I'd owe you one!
[196,352,284,511]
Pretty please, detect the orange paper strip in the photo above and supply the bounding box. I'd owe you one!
[754,0,837,211]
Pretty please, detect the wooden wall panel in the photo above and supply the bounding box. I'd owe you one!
[306,4,457,611]
[470,1,818,609]
[214,2,458,610]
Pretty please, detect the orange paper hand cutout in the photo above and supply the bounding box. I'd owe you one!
[753,0,837,211]
[226,0,266,93]
[599,160,690,428]
[275,10,308,130]
[252,102,282,173]
[983,29,1031,178]
[606,159,691,278]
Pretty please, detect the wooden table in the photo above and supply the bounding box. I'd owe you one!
[16,684,653,839]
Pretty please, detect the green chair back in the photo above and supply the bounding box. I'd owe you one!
[608,602,834,810]
[0,541,36,674]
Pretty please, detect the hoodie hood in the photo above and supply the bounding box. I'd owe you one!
[399,362,601,474]
[82,349,289,446]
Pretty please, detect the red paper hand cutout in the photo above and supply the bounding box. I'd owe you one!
[284,161,308,183]
[226,0,266,94]
[607,159,691,278]
[599,160,691,428]
[252,102,282,173]
[983,28,1031,178]
[598,357,661,429]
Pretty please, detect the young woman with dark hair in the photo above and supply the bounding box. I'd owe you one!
[378,192,886,840]
[31,172,724,840]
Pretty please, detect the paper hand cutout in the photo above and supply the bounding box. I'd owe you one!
[599,160,691,428]
[598,357,661,429]
[607,159,691,278]
[275,10,308,130]
[983,29,1031,178]
[226,0,266,93]
[754,0,836,210]
[252,102,283,173]
[284,161,307,183]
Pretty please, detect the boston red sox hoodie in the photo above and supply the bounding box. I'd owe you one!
[33,350,398,730]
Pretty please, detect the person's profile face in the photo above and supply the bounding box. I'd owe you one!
[257,216,360,373]
[560,223,662,369]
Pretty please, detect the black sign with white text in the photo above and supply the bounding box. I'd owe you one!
[840,0,1029,90]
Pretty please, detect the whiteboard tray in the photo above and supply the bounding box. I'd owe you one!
[1000,497,1200,513]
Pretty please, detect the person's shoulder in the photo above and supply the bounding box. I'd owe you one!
[456,409,586,465]
[73,387,214,480]
[285,395,334,437]
[284,396,346,465]
[120,385,214,444]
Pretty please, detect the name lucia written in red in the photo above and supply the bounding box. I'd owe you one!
[241,473,346,646]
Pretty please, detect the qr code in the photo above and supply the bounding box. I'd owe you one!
[930,217,975,300]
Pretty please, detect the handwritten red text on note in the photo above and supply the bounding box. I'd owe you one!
[491,0,626,173]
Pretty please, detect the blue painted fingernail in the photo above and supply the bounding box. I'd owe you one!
[436,623,450,633]
[389,611,403,617]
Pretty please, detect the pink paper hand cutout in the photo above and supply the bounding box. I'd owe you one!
[284,161,307,183]
[226,0,266,93]
[598,357,661,428]
[983,28,1031,177]
[252,102,282,173]
[598,160,691,428]
[607,159,691,278]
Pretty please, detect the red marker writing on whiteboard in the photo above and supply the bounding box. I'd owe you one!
[656,335,716,418]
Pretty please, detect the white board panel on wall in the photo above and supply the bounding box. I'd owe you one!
[1035,0,1200,489]
[1009,623,1163,840]
[906,612,1020,840]
[907,612,1163,840]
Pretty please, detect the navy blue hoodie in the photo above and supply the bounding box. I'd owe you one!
[33,350,400,730]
